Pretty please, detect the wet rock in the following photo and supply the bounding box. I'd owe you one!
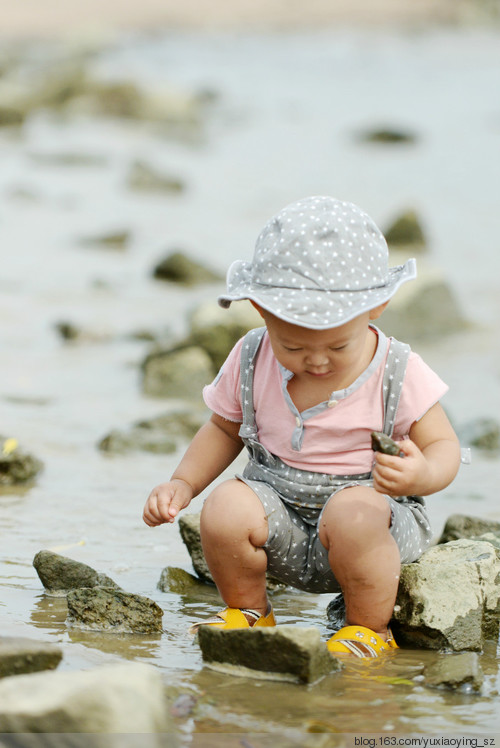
[127,160,185,193]
[393,539,500,651]
[158,566,205,594]
[457,417,500,451]
[80,229,131,250]
[98,409,205,455]
[326,594,346,630]
[377,253,468,341]
[178,512,286,591]
[54,321,82,341]
[424,652,484,691]
[66,588,164,633]
[438,514,500,544]
[384,210,427,251]
[0,437,43,485]
[187,300,263,370]
[357,127,418,144]
[0,662,171,733]
[141,346,215,399]
[153,251,223,286]
[33,550,120,595]
[198,625,340,683]
[0,637,62,678]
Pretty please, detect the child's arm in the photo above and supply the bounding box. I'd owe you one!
[142,413,243,527]
[372,402,461,497]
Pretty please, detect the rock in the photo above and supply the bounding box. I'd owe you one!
[33,550,120,595]
[0,662,172,734]
[54,321,82,341]
[457,418,500,451]
[357,127,417,144]
[127,160,185,193]
[371,431,401,455]
[0,437,43,485]
[0,104,25,126]
[424,652,484,692]
[178,513,213,583]
[141,346,215,399]
[187,300,263,370]
[393,539,500,651]
[98,409,205,455]
[66,588,164,633]
[377,252,468,341]
[158,566,205,594]
[326,594,346,630]
[384,210,427,251]
[178,512,285,591]
[0,637,63,678]
[80,230,131,250]
[153,251,223,286]
[438,514,500,544]
[198,625,340,683]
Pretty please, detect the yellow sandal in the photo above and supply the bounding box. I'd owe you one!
[189,606,276,634]
[327,625,398,658]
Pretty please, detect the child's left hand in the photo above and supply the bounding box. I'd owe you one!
[372,438,432,497]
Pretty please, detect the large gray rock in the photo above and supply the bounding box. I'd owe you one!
[384,210,427,251]
[142,346,215,399]
[0,637,62,678]
[438,514,500,544]
[33,550,120,595]
[393,540,500,651]
[66,588,164,633]
[198,625,340,684]
[0,436,43,485]
[0,662,172,735]
[178,512,285,591]
[424,652,484,692]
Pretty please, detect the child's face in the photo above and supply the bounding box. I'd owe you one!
[257,307,380,383]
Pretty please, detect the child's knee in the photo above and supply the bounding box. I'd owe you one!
[320,486,391,547]
[201,480,267,544]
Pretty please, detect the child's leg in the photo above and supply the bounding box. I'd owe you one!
[200,479,269,615]
[319,486,400,639]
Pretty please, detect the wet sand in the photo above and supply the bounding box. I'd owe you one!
[0,0,469,39]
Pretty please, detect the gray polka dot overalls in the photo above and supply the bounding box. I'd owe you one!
[236,326,433,594]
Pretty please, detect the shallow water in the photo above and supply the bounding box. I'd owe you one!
[1,25,500,740]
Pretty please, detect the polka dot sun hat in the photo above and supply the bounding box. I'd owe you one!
[218,196,417,329]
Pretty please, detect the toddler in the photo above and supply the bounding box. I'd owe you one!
[143,196,461,657]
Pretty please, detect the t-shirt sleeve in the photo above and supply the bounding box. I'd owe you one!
[202,337,243,422]
[393,352,449,438]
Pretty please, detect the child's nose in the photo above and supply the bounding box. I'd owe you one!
[306,351,329,366]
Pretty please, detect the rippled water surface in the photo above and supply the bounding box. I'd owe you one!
[1,26,500,740]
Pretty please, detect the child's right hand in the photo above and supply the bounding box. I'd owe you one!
[142,479,194,526]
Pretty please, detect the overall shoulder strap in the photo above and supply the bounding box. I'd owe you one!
[238,326,266,436]
[381,337,411,437]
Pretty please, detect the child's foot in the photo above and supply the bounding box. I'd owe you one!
[189,605,276,634]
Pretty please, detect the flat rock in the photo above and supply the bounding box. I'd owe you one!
[66,587,164,633]
[0,662,172,734]
[198,625,340,684]
[158,566,206,594]
[424,652,484,691]
[33,550,120,595]
[394,539,500,651]
[0,637,63,678]
[98,409,205,455]
[153,250,222,286]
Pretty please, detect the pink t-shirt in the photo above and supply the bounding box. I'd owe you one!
[203,328,448,474]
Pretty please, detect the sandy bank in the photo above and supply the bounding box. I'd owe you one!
[0,0,478,40]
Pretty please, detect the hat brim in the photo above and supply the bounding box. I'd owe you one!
[218,258,416,329]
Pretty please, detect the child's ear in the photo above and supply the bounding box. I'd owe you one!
[249,300,265,318]
[369,301,390,320]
